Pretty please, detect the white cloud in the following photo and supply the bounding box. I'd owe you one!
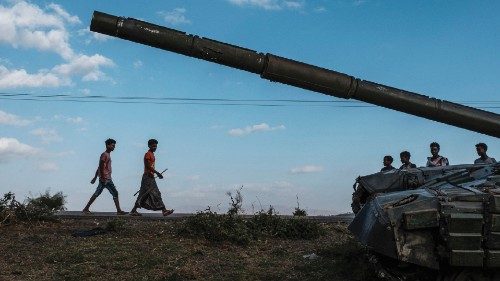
[228,123,285,137]
[0,110,31,126]
[284,1,303,9]
[0,1,75,59]
[38,161,58,172]
[52,54,114,82]
[0,65,67,88]
[47,4,80,24]
[133,60,143,68]
[0,1,114,89]
[77,28,111,44]
[314,6,326,13]
[290,165,324,174]
[158,8,191,25]
[30,128,62,144]
[227,0,304,10]
[53,114,83,124]
[0,137,38,161]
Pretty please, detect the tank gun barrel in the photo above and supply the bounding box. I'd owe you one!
[90,11,500,138]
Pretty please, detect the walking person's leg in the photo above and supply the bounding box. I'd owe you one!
[105,181,127,215]
[130,176,146,216]
[82,182,105,214]
[130,199,142,216]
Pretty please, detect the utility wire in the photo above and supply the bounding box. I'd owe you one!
[2,92,500,103]
[1,91,499,108]
[0,97,374,107]
[0,92,361,103]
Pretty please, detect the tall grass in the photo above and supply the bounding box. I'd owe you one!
[0,191,66,225]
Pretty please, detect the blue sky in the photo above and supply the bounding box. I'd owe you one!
[1,0,499,214]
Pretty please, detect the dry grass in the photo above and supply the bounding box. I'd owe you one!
[0,218,386,281]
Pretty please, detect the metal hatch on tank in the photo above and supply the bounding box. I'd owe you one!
[89,11,500,280]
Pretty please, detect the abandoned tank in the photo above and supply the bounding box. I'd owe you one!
[89,11,500,279]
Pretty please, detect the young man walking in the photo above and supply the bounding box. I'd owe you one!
[130,139,174,216]
[83,138,127,215]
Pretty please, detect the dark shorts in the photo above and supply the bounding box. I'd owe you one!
[93,179,118,198]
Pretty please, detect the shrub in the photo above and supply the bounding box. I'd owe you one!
[226,187,243,216]
[177,189,325,245]
[293,195,307,217]
[0,191,66,225]
[248,209,324,240]
[24,191,66,221]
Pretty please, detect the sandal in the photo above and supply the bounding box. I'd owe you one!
[117,211,128,215]
[162,209,174,216]
[129,211,142,216]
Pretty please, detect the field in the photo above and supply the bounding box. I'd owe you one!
[0,218,384,281]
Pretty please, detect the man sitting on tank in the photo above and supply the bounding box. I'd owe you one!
[426,142,449,167]
[399,151,417,170]
[380,155,396,172]
[474,143,497,164]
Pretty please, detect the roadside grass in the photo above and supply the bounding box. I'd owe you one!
[0,189,434,280]
[0,219,385,281]
[177,189,325,246]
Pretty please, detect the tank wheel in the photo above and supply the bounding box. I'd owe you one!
[437,269,499,281]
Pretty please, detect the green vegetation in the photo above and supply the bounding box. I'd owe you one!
[178,207,325,246]
[292,195,307,217]
[177,189,325,245]
[0,191,66,225]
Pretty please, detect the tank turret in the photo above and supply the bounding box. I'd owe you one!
[90,11,500,138]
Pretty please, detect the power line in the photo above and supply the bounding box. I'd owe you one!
[0,92,359,103]
[0,91,499,108]
[0,97,374,107]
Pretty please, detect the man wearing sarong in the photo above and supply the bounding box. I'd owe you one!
[426,142,449,167]
[474,143,497,164]
[130,139,174,216]
[82,138,127,215]
[400,151,417,170]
